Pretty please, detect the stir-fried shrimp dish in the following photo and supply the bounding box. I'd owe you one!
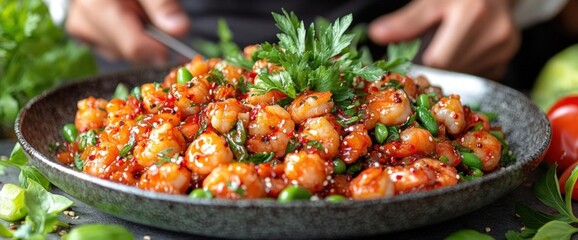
[56,11,514,201]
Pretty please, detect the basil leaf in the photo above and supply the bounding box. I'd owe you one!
[24,180,73,235]
[564,164,578,218]
[9,144,28,165]
[515,203,558,229]
[63,224,134,240]
[19,165,50,190]
[505,228,537,240]
[533,220,578,240]
[533,165,573,219]
[444,229,494,240]
[0,222,12,238]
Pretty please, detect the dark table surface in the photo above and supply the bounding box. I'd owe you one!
[0,139,566,240]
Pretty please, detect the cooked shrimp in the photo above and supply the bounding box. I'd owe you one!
[99,120,135,151]
[287,91,334,124]
[245,89,287,106]
[435,141,462,167]
[221,64,244,84]
[381,127,435,158]
[366,73,417,99]
[141,83,171,114]
[105,96,142,124]
[284,151,329,192]
[459,131,502,172]
[203,162,266,199]
[363,89,413,129]
[246,105,295,158]
[82,141,139,185]
[349,167,395,200]
[133,122,186,168]
[205,98,247,134]
[299,116,340,160]
[431,94,467,136]
[184,130,234,175]
[171,77,211,115]
[137,162,192,194]
[186,55,210,77]
[386,158,458,194]
[212,84,237,101]
[75,96,108,132]
[339,124,372,164]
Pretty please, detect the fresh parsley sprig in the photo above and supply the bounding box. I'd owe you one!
[249,9,420,108]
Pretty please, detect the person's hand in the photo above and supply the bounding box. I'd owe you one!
[66,0,190,65]
[369,0,520,80]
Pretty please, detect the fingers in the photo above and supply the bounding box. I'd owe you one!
[369,0,520,80]
[369,1,444,44]
[138,0,190,37]
[66,0,169,65]
[422,0,519,79]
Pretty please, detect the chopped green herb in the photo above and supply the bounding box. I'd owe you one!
[119,133,136,158]
[74,154,84,171]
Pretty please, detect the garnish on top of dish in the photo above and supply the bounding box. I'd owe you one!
[53,10,515,201]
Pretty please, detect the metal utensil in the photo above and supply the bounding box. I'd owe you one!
[144,24,198,59]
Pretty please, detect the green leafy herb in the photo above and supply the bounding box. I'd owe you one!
[306,140,324,150]
[246,152,275,164]
[374,39,421,75]
[74,153,84,171]
[0,222,12,238]
[112,83,129,100]
[385,126,400,143]
[119,133,136,158]
[226,181,245,197]
[249,10,420,106]
[285,137,301,154]
[208,69,226,86]
[0,0,97,129]
[0,144,50,190]
[507,164,578,239]
[78,130,97,151]
[155,148,178,166]
[532,221,578,240]
[444,229,494,240]
[345,161,362,176]
[12,180,73,239]
[63,224,134,240]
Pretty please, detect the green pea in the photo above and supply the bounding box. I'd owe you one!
[189,189,213,199]
[416,106,438,136]
[177,67,193,84]
[277,185,312,202]
[374,123,388,144]
[489,130,505,141]
[130,86,142,100]
[325,194,347,202]
[62,123,78,143]
[0,184,27,221]
[439,156,449,163]
[333,158,346,175]
[63,224,133,240]
[417,94,431,109]
[471,168,484,177]
[461,152,483,170]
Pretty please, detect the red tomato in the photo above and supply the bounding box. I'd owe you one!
[544,96,578,172]
[559,161,578,201]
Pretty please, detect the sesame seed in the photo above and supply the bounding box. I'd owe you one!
[143,236,152,240]
[485,227,491,233]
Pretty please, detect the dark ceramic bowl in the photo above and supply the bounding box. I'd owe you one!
[15,65,550,239]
